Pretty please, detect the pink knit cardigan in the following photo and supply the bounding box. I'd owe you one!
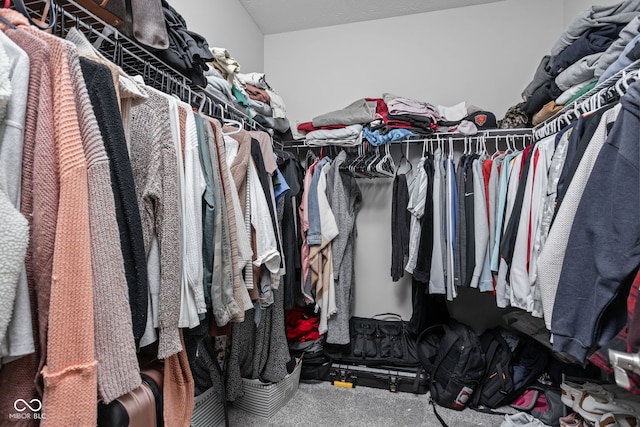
[28,28,98,427]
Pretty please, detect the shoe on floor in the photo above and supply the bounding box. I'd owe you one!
[576,392,636,423]
[561,382,613,411]
[597,412,639,427]
[560,412,585,427]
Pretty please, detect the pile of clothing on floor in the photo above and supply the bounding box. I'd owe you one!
[502,0,640,129]
[501,379,640,427]
[204,47,292,140]
[296,95,499,146]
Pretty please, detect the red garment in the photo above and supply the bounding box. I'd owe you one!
[297,121,347,133]
[364,97,388,122]
[286,307,320,342]
[588,271,640,395]
[629,274,640,354]
[482,159,492,222]
[245,84,270,104]
[386,119,414,129]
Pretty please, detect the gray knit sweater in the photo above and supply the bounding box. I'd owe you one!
[72,56,141,403]
[326,151,362,344]
[130,89,182,359]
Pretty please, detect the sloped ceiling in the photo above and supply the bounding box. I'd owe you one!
[239,0,504,34]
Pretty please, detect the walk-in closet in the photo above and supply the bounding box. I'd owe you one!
[1,0,640,426]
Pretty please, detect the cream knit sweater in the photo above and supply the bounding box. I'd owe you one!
[0,186,28,356]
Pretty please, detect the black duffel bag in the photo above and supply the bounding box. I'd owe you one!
[324,314,419,367]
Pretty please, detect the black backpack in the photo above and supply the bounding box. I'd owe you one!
[416,321,485,410]
[471,328,516,409]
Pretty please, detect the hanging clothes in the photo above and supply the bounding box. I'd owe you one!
[0,26,33,366]
[326,151,362,345]
[75,56,142,404]
[405,156,428,276]
[545,101,626,363]
[444,154,458,301]
[537,104,621,333]
[454,154,467,287]
[390,172,411,282]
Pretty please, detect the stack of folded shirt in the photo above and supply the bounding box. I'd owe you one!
[305,124,363,147]
[204,48,292,136]
[297,94,444,146]
[297,98,373,145]
[237,72,291,134]
[382,93,441,134]
[517,2,640,125]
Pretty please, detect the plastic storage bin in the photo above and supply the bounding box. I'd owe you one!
[232,358,302,418]
[191,386,225,427]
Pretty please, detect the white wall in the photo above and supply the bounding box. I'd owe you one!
[263,0,565,323]
[263,0,622,324]
[173,0,264,73]
[264,0,566,130]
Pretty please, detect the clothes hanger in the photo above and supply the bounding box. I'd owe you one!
[216,104,242,135]
[363,143,380,178]
[364,145,380,177]
[614,70,629,97]
[305,149,318,170]
[347,143,362,176]
[355,142,372,178]
[369,144,389,176]
[12,0,57,30]
[506,135,514,153]
[0,0,14,30]
[198,93,208,113]
[376,143,396,178]
[223,119,243,135]
[0,13,16,29]
[395,140,412,176]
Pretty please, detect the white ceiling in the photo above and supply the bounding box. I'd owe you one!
[239,0,504,35]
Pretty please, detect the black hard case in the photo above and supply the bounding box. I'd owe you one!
[327,362,429,394]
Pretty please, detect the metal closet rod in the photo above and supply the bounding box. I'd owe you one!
[282,128,533,149]
[22,0,264,131]
[397,128,532,143]
[533,58,640,141]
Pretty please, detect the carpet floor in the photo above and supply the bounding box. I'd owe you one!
[226,379,512,426]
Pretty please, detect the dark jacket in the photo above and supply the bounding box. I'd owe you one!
[552,78,640,362]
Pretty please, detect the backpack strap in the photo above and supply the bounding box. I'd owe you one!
[471,337,501,407]
[372,313,403,321]
[416,324,447,374]
[470,406,511,417]
[428,325,459,403]
[430,398,451,427]
[411,366,424,394]
[430,324,460,372]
